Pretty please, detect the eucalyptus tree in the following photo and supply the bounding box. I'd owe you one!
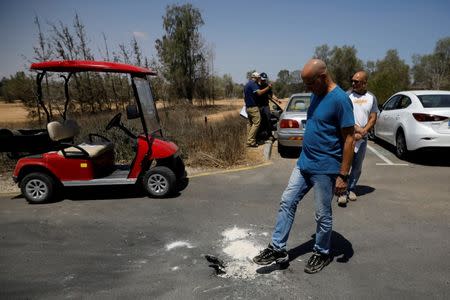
[155,4,207,103]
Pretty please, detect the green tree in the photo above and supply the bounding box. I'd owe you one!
[0,77,7,101]
[368,49,410,104]
[273,69,290,98]
[328,46,363,91]
[412,37,450,89]
[313,44,363,90]
[155,3,207,103]
[223,74,235,98]
[314,44,331,65]
[1,72,35,106]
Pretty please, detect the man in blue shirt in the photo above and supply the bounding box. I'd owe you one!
[244,72,272,147]
[253,59,355,274]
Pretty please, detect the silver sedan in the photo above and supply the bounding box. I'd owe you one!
[375,90,450,159]
[275,93,311,155]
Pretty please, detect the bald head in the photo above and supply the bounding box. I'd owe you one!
[353,71,368,82]
[351,70,368,94]
[301,59,327,79]
[301,59,335,96]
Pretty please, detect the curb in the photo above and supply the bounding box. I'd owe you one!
[263,140,274,160]
[0,192,21,198]
[188,161,273,178]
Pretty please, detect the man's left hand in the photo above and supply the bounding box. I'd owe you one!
[335,176,348,196]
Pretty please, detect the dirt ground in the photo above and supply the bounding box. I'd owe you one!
[0,101,29,123]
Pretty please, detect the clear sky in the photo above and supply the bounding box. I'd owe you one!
[1,0,449,83]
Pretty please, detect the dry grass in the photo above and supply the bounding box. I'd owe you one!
[0,101,29,123]
[0,99,264,173]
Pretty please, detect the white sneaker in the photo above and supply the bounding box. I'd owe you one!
[348,191,357,201]
[337,195,348,206]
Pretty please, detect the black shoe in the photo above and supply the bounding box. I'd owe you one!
[253,244,289,265]
[304,251,331,274]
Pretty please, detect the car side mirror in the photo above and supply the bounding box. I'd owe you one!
[126,105,140,120]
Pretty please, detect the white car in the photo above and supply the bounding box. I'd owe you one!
[374,90,450,159]
[276,93,311,156]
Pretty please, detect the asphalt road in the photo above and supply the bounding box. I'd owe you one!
[1,141,449,299]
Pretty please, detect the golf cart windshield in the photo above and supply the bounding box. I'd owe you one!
[132,76,161,136]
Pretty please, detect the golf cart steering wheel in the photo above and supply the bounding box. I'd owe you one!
[106,112,122,130]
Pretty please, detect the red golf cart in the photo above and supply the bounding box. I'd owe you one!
[5,60,187,204]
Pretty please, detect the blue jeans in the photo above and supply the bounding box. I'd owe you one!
[348,138,368,192]
[271,166,336,255]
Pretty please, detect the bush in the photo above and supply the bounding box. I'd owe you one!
[159,103,247,167]
[0,102,248,173]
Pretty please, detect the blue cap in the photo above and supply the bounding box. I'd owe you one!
[260,72,268,80]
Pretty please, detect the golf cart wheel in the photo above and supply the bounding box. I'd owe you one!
[20,172,56,204]
[143,166,176,198]
[395,130,408,159]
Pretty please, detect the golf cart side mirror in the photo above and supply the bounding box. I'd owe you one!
[126,105,140,120]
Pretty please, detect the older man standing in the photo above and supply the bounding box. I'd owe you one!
[243,72,272,147]
[253,59,355,274]
[337,71,379,206]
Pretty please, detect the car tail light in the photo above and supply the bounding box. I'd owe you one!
[280,119,300,128]
[412,113,448,122]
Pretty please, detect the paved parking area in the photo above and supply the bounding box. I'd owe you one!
[0,141,449,299]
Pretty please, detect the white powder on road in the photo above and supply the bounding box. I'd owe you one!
[221,226,249,241]
[223,240,260,260]
[165,241,194,251]
[219,226,266,280]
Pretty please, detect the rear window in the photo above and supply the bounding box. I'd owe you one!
[287,97,310,112]
[417,94,450,108]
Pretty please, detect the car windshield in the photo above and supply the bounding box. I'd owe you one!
[417,94,450,108]
[286,96,310,112]
[132,76,161,135]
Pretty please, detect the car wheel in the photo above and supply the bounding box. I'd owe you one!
[143,166,176,198]
[395,130,408,159]
[278,142,287,157]
[367,129,375,140]
[20,172,56,204]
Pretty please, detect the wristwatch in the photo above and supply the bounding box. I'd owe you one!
[338,174,349,182]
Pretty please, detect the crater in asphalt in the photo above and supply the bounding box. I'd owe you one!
[205,226,279,280]
[205,254,226,275]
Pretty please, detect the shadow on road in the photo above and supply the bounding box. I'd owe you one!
[278,146,301,159]
[64,185,146,201]
[407,149,450,166]
[12,184,185,205]
[256,231,353,274]
[373,139,450,166]
[64,185,186,201]
[356,185,375,196]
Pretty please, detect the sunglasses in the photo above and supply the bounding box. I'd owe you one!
[351,79,365,84]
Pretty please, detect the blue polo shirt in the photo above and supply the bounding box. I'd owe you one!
[244,80,260,107]
[298,86,354,174]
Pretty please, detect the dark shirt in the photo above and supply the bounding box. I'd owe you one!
[256,82,272,107]
[244,80,260,107]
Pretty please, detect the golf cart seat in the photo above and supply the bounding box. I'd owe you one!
[47,120,114,159]
[0,127,57,154]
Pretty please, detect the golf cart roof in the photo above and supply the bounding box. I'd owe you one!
[30,60,156,75]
